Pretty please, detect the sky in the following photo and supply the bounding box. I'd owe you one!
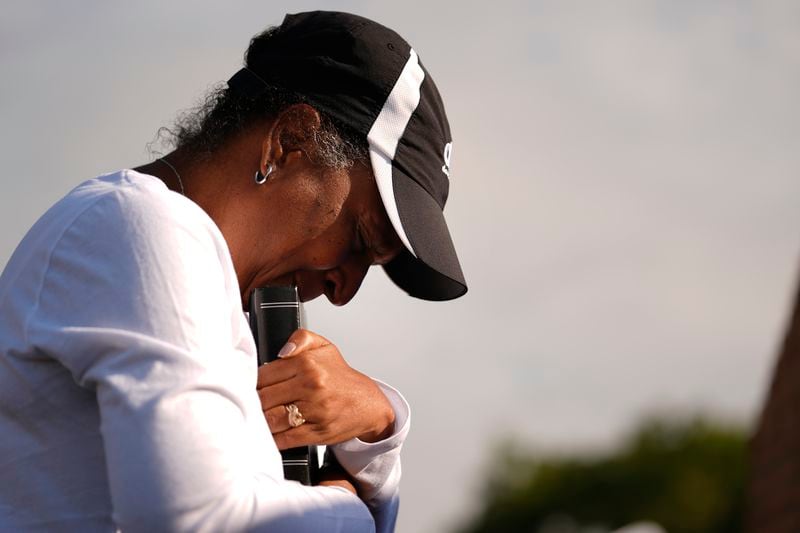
[2,1,800,532]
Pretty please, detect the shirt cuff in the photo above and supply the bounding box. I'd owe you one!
[330,379,410,496]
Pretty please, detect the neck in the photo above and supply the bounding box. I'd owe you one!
[135,130,263,211]
[134,156,185,195]
[132,132,277,304]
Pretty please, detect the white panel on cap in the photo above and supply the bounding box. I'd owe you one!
[367,49,425,258]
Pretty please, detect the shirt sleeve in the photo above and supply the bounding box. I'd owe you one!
[26,188,375,533]
[330,380,410,533]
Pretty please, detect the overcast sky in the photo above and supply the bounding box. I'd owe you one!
[2,1,800,532]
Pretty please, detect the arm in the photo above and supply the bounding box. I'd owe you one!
[330,380,410,533]
[27,189,374,532]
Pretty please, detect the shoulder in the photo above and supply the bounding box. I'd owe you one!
[69,170,220,242]
[26,170,240,353]
[47,169,229,265]
[18,168,239,312]
[1,170,228,312]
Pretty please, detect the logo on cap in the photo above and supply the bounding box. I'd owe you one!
[442,142,452,177]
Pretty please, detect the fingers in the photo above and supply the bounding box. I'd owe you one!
[262,398,329,449]
[273,424,337,450]
[273,426,313,450]
[263,405,291,433]
[257,378,302,411]
[257,347,333,411]
[255,329,334,389]
[256,358,297,388]
[263,402,310,434]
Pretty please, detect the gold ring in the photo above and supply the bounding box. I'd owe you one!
[286,403,306,428]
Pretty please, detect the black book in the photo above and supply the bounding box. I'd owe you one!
[249,286,319,485]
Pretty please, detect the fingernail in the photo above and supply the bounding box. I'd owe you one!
[278,342,296,358]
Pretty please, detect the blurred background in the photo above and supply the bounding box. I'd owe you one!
[2,1,799,531]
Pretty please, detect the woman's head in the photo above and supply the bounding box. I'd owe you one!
[153,11,466,308]
[233,101,405,306]
[158,101,401,308]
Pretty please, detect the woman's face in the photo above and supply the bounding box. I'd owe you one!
[236,154,404,307]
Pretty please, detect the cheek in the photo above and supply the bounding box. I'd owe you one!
[300,232,353,270]
[293,178,349,239]
[263,169,353,274]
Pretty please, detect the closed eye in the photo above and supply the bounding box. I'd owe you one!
[355,222,368,254]
[355,219,399,266]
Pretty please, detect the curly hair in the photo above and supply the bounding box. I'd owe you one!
[156,27,369,170]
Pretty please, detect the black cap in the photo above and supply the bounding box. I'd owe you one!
[228,11,467,301]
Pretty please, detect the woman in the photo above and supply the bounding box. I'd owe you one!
[0,10,466,533]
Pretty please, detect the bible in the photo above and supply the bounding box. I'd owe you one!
[249,286,319,485]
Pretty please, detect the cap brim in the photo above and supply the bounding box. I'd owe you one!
[382,170,467,301]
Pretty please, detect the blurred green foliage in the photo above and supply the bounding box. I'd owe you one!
[456,417,747,533]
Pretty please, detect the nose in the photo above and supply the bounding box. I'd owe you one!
[323,255,371,306]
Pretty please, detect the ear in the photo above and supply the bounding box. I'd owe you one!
[260,103,322,173]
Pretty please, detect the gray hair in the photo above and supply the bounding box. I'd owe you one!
[311,117,369,170]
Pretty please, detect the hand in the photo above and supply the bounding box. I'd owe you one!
[317,462,358,496]
[318,475,358,496]
[256,329,395,450]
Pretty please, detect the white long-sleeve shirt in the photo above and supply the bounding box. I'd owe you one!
[0,170,409,532]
